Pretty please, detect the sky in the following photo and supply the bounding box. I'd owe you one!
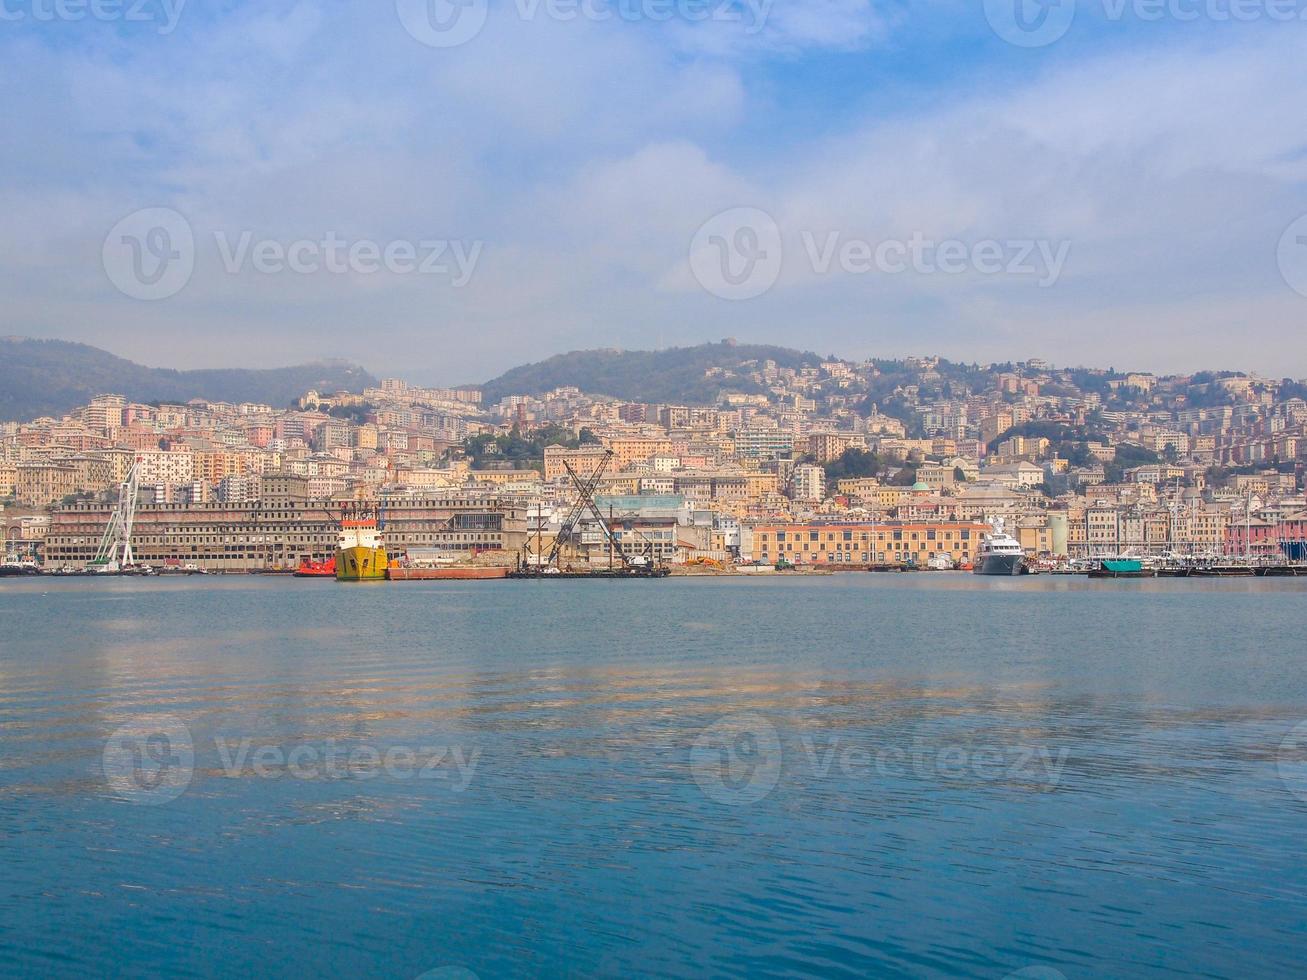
[2,0,1306,384]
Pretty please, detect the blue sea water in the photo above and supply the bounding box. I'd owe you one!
[1,575,1306,978]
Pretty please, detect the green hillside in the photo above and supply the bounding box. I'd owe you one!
[479,342,822,405]
[0,337,376,421]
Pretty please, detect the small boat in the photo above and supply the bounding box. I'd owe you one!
[1089,558,1153,579]
[294,557,337,578]
[0,556,42,577]
[1192,565,1255,577]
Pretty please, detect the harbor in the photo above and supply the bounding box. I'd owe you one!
[11,455,1305,585]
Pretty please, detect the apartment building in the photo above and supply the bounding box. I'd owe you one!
[751,521,988,567]
[15,462,78,506]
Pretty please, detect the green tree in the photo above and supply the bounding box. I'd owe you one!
[823,449,883,483]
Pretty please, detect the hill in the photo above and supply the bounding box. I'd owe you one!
[479,342,823,405]
[0,338,376,421]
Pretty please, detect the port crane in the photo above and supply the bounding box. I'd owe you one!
[525,449,661,575]
[91,460,141,571]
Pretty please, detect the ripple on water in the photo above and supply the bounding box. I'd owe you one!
[1,576,1307,976]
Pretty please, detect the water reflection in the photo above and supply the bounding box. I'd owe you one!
[1,577,1306,977]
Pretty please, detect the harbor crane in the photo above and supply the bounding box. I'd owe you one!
[522,449,663,576]
[91,460,141,572]
[536,449,614,571]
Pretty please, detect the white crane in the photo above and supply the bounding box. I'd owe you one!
[91,460,141,572]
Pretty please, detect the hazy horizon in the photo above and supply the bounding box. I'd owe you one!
[5,334,1299,393]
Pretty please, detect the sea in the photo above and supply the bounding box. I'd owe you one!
[2,574,1306,979]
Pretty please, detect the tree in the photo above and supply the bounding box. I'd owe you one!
[459,424,594,470]
[823,449,883,483]
[889,466,919,486]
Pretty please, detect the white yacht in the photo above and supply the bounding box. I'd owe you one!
[974,519,1031,576]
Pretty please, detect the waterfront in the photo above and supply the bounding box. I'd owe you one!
[2,576,1307,978]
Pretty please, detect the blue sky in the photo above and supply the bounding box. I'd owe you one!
[2,0,1305,383]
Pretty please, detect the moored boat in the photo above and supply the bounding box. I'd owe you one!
[387,566,508,581]
[336,510,388,582]
[294,556,337,578]
[1088,558,1153,579]
[0,556,42,577]
[973,519,1033,576]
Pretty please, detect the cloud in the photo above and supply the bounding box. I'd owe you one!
[0,1,1305,380]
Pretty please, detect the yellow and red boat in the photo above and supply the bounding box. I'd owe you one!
[336,512,388,582]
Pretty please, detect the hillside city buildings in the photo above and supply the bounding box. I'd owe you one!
[3,355,1306,570]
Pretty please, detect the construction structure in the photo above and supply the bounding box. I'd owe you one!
[88,460,140,572]
[515,450,668,578]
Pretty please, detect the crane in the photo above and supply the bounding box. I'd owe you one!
[517,448,668,578]
[91,460,141,572]
[538,450,614,572]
